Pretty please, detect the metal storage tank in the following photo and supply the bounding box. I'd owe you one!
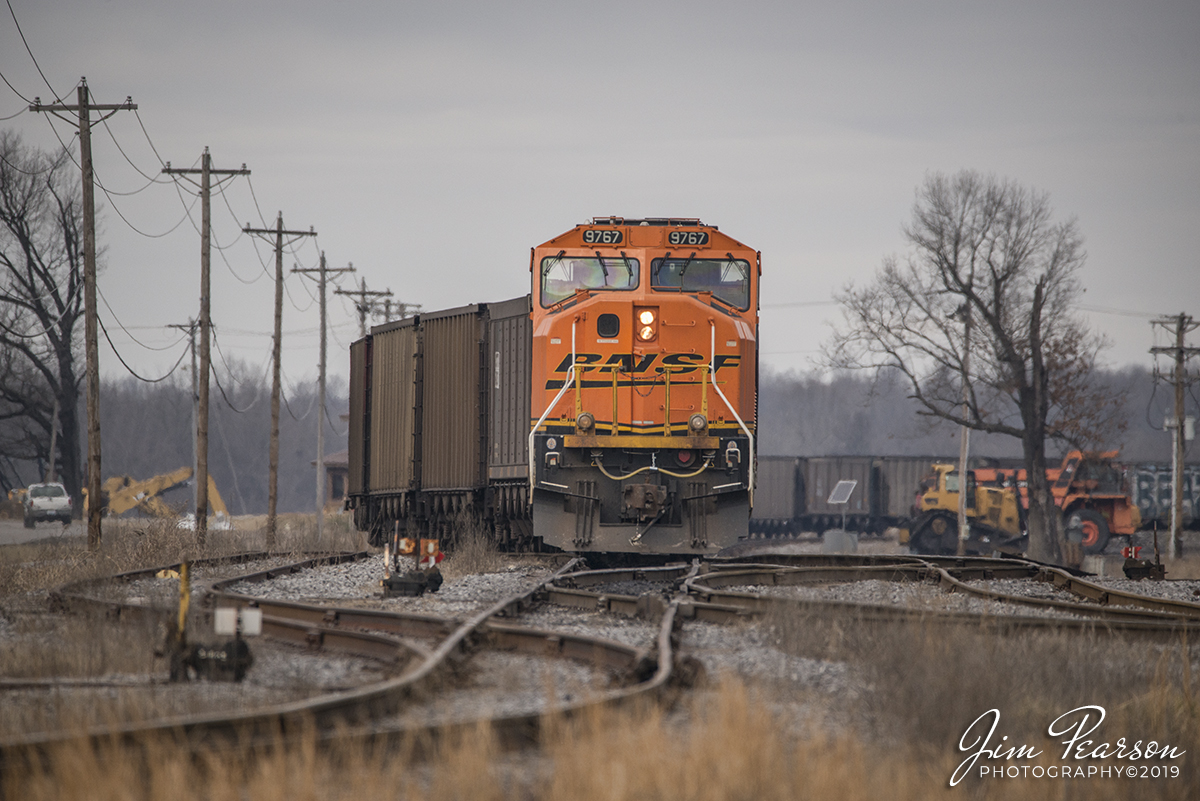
[752,456,801,522]
[420,304,487,491]
[368,318,421,493]
[487,296,532,480]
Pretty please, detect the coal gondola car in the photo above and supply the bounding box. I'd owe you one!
[347,217,760,555]
[749,455,957,537]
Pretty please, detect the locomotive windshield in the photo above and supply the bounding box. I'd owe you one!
[540,255,640,306]
[651,257,750,310]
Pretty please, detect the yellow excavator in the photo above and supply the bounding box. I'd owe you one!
[907,463,1025,555]
[85,467,230,524]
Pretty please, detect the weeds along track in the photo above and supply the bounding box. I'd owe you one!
[0,552,684,767]
[8,548,1200,770]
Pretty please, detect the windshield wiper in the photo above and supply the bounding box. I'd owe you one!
[652,251,672,286]
[543,249,566,278]
[593,250,610,286]
[620,251,633,285]
[677,251,698,283]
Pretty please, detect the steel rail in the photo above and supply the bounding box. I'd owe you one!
[922,562,1200,623]
[680,561,1200,635]
[1,554,684,768]
[1037,567,1200,619]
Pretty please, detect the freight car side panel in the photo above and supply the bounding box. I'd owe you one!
[369,321,420,493]
[874,456,944,519]
[488,296,532,479]
[421,305,486,490]
[1132,464,1200,528]
[752,456,801,520]
[348,337,369,496]
[801,457,874,515]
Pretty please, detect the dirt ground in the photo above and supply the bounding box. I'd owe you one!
[0,517,85,547]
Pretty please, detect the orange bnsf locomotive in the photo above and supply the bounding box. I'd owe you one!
[346,217,759,555]
[529,217,758,552]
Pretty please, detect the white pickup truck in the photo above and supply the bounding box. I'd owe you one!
[23,482,73,527]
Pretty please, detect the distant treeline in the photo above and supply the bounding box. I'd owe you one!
[3,364,348,517]
[1,363,1190,516]
[759,364,1193,464]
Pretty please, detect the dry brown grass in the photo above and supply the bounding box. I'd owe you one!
[0,514,366,600]
[440,512,505,578]
[5,522,1200,798]
[8,670,1196,800]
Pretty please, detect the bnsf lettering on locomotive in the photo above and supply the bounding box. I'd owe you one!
[668,230,709,246]
[552,352,739,373]
[582,229,623,245]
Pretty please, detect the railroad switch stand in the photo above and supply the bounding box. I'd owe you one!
[167,561,260,682]
[1122,529,1167,581]
[382,533,444,597]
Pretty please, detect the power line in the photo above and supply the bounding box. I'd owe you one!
[96,287,188,352]
[98,112,172,186]
[1079,303,1159,319]
[5,0,60,99]
[98,313,189,383]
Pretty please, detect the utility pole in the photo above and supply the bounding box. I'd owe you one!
[388,301,422,323]
[244,214,316,547]
[164,151,249,545]
[45,398,59,483]
[956,303,972,557]
[168,320,199,512]
[30,78,136,551]
[292,253,354,543]
[1151,313,1199,559]
[335,276,393,337]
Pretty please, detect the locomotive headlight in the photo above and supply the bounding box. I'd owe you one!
[688,413,707,432]
[576,412,595,432]
[635,308,658,341]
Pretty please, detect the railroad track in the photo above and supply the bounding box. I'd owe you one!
[4,547,1199,769]
[0,551,683,768]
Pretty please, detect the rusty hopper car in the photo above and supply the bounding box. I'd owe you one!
[348,299,536,549]
[348,217,759,555]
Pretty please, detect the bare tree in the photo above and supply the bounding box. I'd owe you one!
[828,170,1118,562]
[0,131,87,506]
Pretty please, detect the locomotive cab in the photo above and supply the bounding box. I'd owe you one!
[529,218,760,554]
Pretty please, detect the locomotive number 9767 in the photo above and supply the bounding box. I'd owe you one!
[529,217,760,554]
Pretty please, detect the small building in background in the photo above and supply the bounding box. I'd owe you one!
[315,449,349,513]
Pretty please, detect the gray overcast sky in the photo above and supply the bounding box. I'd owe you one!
[2,0,1197,392]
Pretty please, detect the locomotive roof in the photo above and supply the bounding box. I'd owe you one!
[535,217,755,253]
[586,217,714,228]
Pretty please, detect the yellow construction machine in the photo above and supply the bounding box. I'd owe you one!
[907,463,1025,555]
[85,467,230,524]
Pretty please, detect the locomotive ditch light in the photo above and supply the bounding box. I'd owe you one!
[576,411,595,432]
[688,413,708,433]
[725,441,741,469]
[635,308,658,341]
